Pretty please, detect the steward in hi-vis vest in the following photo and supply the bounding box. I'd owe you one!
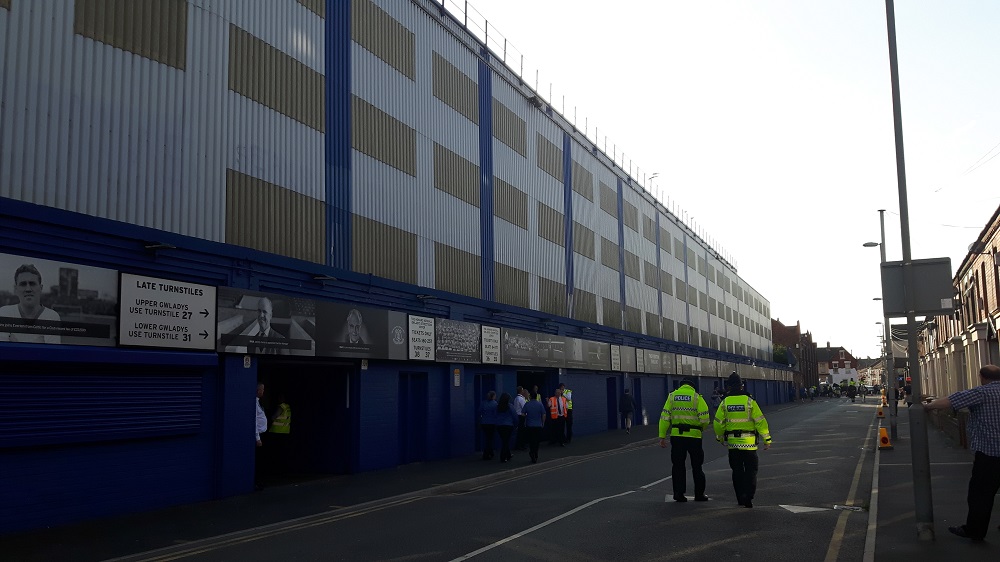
[558,383,574,443]
[659,377,710,502]
[714,372,772,508]
[270,401,291,434]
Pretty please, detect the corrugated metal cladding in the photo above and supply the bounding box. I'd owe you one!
[352,0,486,296]
[0,0,324,248]
[226,169,324,263]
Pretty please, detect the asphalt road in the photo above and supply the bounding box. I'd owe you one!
[125,399,880,562]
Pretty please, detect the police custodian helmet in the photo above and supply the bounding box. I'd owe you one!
[727,372,742,389]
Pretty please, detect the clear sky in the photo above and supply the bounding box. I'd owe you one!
[456,0,1000,360]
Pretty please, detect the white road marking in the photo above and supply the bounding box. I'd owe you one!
[780,504,831,513]
[449,490,637,561]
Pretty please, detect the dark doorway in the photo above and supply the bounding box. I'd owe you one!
[606,377,618,430]
[257,360,352,484]
[517,370,549,402]
[474,373,496,452]
[399,372,428,464]
[632,378,643,426]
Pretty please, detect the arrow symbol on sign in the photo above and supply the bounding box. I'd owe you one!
[200,331,209,339]
[200,309,210,317]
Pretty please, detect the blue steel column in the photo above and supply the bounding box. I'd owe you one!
[479,59,495,300]
[615,179,626,326]
[562,133,574,309]
[326,0,352,270]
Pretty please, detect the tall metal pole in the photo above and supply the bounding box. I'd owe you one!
[884,0,934,540]
[878,209,898,440]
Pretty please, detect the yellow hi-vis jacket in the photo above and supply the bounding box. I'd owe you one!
[659,384,709,439]
[271,403,291,434]
[713,395,771,450]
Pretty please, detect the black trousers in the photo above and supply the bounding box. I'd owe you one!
[515,416,526,449]
[727,449,759,503]
[548,417,565,444]
[481,424,496,459]
[965,451,1000,538]
[497,425,513,461]
[565,409,573,443]
[526,426,542,461]
[670,436,706,498]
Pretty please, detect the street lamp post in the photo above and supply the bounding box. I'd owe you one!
[864,209,897,440]
[884,0,934,539]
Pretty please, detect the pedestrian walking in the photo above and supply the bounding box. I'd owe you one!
[714,372,772,508]
[513,386,528,450]
[659,377,710,502]
[523,391,546,463]
[619,388,636,433]
[924,364,1000,541]
[495,393,517,463]
[479,391,498,460]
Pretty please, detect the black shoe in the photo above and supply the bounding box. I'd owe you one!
[674,495,687,503]
[949,526,983,541]
[743,500,753,508]
[531,457,537,464]
[626,428,630,434]
[255,483,265,491]
[695,496,710,502]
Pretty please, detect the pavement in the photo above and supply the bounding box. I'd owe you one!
[3,399,999,561]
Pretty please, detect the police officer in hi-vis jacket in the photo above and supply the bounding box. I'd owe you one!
[659,377,711,502]
[714,372,772,508]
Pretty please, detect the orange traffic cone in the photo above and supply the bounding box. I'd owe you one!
[877,404,885,418]
[878,427,893,450]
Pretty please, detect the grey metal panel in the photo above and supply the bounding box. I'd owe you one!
[572,287,597,323]
[492,98,526,156]
[539,276,566,317]
[75,0,187,70]
[297,0,325,18]
[571,161,594,201]
[225,169,324,263]
[600,237,619,271]
[433,142,480,207]
[645,311,661,338]
[352,95,417,175]
[624,305,642,334]
[536,132,563,182]
[493,176,528,230]
[494,262,529,309]
[537,202,564,247]
[643,261,658,289]
[599,183,617,218]
[433,51,478,124]
[573,222,595,259]
[434,242,481,298]
[229,23,325,132]
[352,213,418,284]
[352,0,415,80]
[622,200,639,233]
[602,298,622,329]
[623,250,641,281]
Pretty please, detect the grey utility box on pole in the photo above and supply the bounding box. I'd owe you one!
[880,258,954,317]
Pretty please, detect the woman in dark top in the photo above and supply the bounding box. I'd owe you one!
[495,393,517,463]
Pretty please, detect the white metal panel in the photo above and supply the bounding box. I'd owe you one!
[0,1,324,243]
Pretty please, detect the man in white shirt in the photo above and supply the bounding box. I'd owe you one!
[0,264,61,344]
[255,382,268,490]
[513,386,528,450]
